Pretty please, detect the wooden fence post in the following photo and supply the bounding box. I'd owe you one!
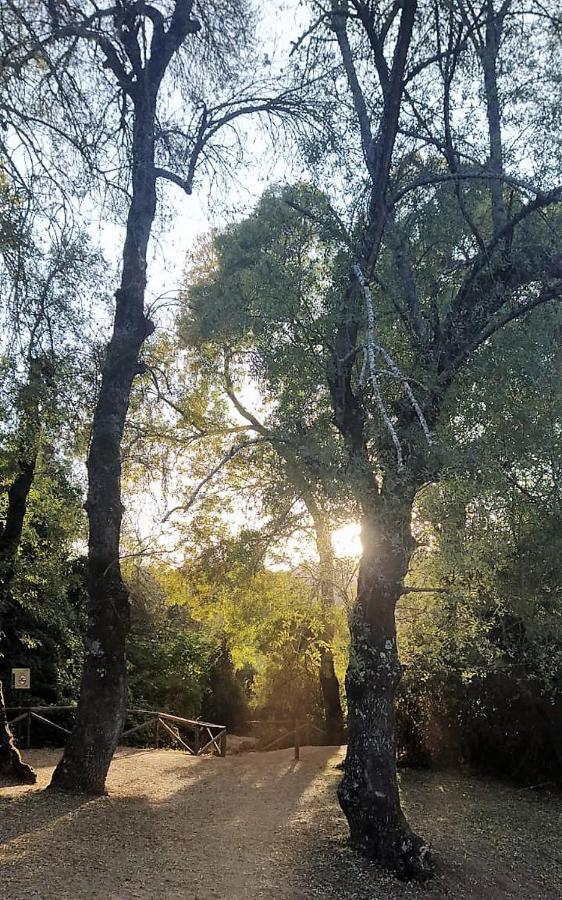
[155,718,160,749]
[220,729,227,758]
[294,720,300,761]
[26,709,31,749]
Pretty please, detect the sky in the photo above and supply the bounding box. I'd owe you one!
[112,1,362,564]
[0,0,361,564]
[92,0,309,325]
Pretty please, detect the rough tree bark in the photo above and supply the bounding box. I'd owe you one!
[326,0,432,877]
[337,482,431,879]
[0,364,47,784]
[51,3,200,794]
[50,94,157,795]
[0,679,36,783]
[328,305,434,877]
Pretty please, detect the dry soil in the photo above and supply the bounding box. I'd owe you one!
[1,746,561,899]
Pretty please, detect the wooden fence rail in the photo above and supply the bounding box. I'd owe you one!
[254,719,327,761]
[6,706,227,757]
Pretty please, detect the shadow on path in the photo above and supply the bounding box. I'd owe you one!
[0,746,336,899]
[2,748,561,900]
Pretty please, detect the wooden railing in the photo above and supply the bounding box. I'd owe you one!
[7,705,227,757]
[124,708,227,756]
[250,719,327,760]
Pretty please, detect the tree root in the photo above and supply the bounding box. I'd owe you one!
[385,829,434,882]
[0,742,37,784]
[349,821,434,881]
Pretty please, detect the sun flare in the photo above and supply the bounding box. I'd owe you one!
[331,522,362,559]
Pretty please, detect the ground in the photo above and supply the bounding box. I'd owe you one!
[1,746,561,899]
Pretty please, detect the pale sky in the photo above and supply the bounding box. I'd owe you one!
[117,1,362,564]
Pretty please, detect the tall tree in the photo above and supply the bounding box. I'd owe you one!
[2,0,308,793]
[48,0,203,795]
[291,0,562,876]
[180,0,562,867]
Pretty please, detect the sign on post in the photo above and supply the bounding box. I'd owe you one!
[11,668,31,690]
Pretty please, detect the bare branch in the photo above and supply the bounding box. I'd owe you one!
[353,264,403,467]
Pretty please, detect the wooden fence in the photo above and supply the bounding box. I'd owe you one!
[7,705,227,757]
[251,719,327,761]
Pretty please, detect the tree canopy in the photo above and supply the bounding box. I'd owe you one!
[0,0,560,885]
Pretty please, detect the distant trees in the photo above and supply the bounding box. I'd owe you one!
[178,227,347,741]
[126,547,343,732]
[126,566,248,728]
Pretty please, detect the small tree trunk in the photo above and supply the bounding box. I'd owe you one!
[315,523,345,744]
[319,646,344,744]
[0,367,45,784]
[338,503,433,880]
[0,680,36,784]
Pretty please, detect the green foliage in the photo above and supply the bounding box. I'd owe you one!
[150,541,348,725]
[180,184,347,489]
[0,459,87,707]
[397,310,562,781]
[126,566,249,729]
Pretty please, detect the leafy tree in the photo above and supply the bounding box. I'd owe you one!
[1,467,87,710]
[0,221,101,781]
[152,529,349,727]
[176,226,347,740]
[398,306,562,781]
[179,0,562,859]
[278,0,562,876]
[126,566,237,722]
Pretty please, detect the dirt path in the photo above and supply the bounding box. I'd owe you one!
[1,746,561,899]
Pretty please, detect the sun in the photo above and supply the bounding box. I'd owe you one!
[331,522,362,558]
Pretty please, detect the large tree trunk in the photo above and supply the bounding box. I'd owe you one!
[50,94,158,795]
[315,520,345,745]
[337,492,433,880]
[0,366,45,784]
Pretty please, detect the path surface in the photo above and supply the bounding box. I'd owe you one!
[1,746,561,899]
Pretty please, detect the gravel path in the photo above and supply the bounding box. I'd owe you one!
[1,746,561,899]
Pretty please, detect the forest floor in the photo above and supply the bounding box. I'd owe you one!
[1,745,561,899]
